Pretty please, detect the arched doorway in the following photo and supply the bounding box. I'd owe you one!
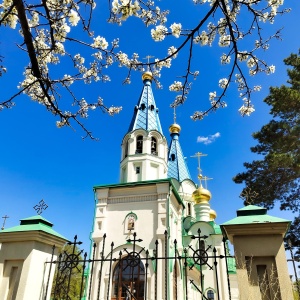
[111,256,145,300]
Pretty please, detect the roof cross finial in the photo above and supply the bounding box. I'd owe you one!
[143,55,154,71]
[191,152,209,187]
[173,106,177,124]
[33,199,48,215]
[239,187,259,206]
[1,215,9,230]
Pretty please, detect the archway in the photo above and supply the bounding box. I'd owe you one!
[111,256,145,300]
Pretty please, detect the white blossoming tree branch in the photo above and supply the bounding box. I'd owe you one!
[0,0,289,138]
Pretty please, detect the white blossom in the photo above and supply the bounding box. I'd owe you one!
[151,25,167,41]
[169,81,183,92]
[218,35,231,47]
[91,36,109,49]
[170,23,181,38]
[69,10,80,26]
[221,53,231,64]
[168,46,178,58]
[219,78,228,89]
[266,65,275,74]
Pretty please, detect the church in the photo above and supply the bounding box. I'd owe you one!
[0,70,294,300]
[90,70,239,300]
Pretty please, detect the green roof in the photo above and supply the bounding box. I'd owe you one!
[222,205,291,226]
[0,215,67,240]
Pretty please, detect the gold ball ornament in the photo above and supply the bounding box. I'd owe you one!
[169,123,181,134]
[142,71,153,82]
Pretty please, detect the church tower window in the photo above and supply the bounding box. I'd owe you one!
[170,153,176,161]
[151,137,157,155]
[124,139,129,158]
[136,136,143,153]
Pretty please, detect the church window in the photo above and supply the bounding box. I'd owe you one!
[140,103,146,110]
[207,289,215,300]
[136,166,140,174]
[112,257,145,300]
[171,153,176,161]
[187,203,191,216]
[124,139,129,158]
[136,136,143,153]
[151,137,157,155]
[149,104,155,111]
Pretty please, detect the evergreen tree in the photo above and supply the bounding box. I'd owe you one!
[233,51,300,258]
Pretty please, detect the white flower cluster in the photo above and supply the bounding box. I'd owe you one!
[91,36,109,50]
[221,54,231,64]
[167,46,178,58]
[69,9,80,26]
[116,51,130,67]
[108,106,123,115]
[194,31,209,46]
[0,0,18,28]
[218,35,231,47]
[266,65,275,74]
[111,0,140,20]
[151,25,167,41]
[239,98,255,116]
[219,78,228,89]
[169,81,183,92]
[170,23,181,38]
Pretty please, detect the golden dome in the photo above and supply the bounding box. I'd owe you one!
[142,71,153,82]
[169,123,181,134]
[192,185,212,204]
[209,209,217,221]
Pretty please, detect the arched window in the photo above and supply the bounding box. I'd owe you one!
[136,136,143,154]
[112,257,145,300]
[170,153,176,161]
[151,137,157,155]
[124,139,129,158]
[207,289,215,300]
[140,103,146,110]
[187,203,191,216]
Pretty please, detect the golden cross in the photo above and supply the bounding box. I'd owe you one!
[173,106,177,124]
[143,55,154,71]
[191,152,208,186]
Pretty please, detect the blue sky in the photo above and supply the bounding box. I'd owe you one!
[0,0,299,272]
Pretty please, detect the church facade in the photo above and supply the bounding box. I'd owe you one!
[90,71,237,300]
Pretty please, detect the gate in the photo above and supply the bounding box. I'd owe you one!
[44,229,233,300]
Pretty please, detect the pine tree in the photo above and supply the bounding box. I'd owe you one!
[233,50,300,258]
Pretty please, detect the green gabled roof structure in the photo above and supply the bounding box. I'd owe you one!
[221,205,291,226]
[0,215,67,240]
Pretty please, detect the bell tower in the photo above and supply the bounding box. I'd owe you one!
[120,72,168,183]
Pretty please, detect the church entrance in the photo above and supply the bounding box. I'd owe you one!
[111,256,145,300]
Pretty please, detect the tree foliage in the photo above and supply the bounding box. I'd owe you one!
[233,51,300,257]
[0,0,290,137]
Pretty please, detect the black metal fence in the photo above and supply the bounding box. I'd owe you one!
[44,229,233,300]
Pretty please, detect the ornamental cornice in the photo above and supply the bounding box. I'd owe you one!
[108,194,164,204]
